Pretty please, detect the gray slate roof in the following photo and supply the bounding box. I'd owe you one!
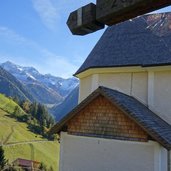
[51,86,171,149]
[75,12,171,75]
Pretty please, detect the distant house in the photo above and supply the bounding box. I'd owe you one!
[12,158,40,171]
[51,12,171,171]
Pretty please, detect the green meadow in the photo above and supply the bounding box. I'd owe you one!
[0,94,59,170]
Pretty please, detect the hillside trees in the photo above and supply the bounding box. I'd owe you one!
[13,106,23,118]
[13,99,55,137]
[23,102,54,136]
[22,100,30,113]
[31,103,55,129]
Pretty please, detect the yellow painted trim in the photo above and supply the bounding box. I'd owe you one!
[75,66,171,79]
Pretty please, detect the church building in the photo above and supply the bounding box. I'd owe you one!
[51,12,171,171]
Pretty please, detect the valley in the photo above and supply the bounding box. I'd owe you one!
[0,61,79,121]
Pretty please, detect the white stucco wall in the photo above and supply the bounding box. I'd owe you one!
[132,72,148,104]
[79,72,148,105]
[98,73,132,95]
[59,132,167,171]
[152,71,171,124]
[79,76,92,102]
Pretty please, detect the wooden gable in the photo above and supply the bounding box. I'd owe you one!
[67,95,148,142]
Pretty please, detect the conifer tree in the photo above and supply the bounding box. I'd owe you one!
[13,106,21,117]
[0,146,7,169]
[31,102,38,118]
[22,100,31,113]
[39,162,47,171]
[49,166,54,171]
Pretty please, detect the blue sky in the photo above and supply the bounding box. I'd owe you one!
[0,0,170,78]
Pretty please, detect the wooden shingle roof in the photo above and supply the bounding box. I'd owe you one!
[50,86,171,149]
[75,12,171,76]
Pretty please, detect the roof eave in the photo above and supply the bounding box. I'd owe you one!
[74,64,171,78]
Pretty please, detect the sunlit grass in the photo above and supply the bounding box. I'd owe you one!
[0,109,42,143]
[0,94,24,114]
[0,94,60,170]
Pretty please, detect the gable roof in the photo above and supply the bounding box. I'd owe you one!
[75,12,171,76]
[50,86,171,150]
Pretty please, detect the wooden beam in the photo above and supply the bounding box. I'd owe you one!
[67,0,171,35]
[96,0,171,25]
[67,3,104,35]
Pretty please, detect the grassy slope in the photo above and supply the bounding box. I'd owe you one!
[0,94,42,143]
[0,109,43,143]
[0,94,59,170]
[0,93,24,114]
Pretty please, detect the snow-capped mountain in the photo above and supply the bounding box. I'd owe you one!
[1,61,79,104]
[37,73,78,97]
[1,61,40,83]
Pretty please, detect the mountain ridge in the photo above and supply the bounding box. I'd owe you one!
[1,61,79,105]
[0,66,35,102]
